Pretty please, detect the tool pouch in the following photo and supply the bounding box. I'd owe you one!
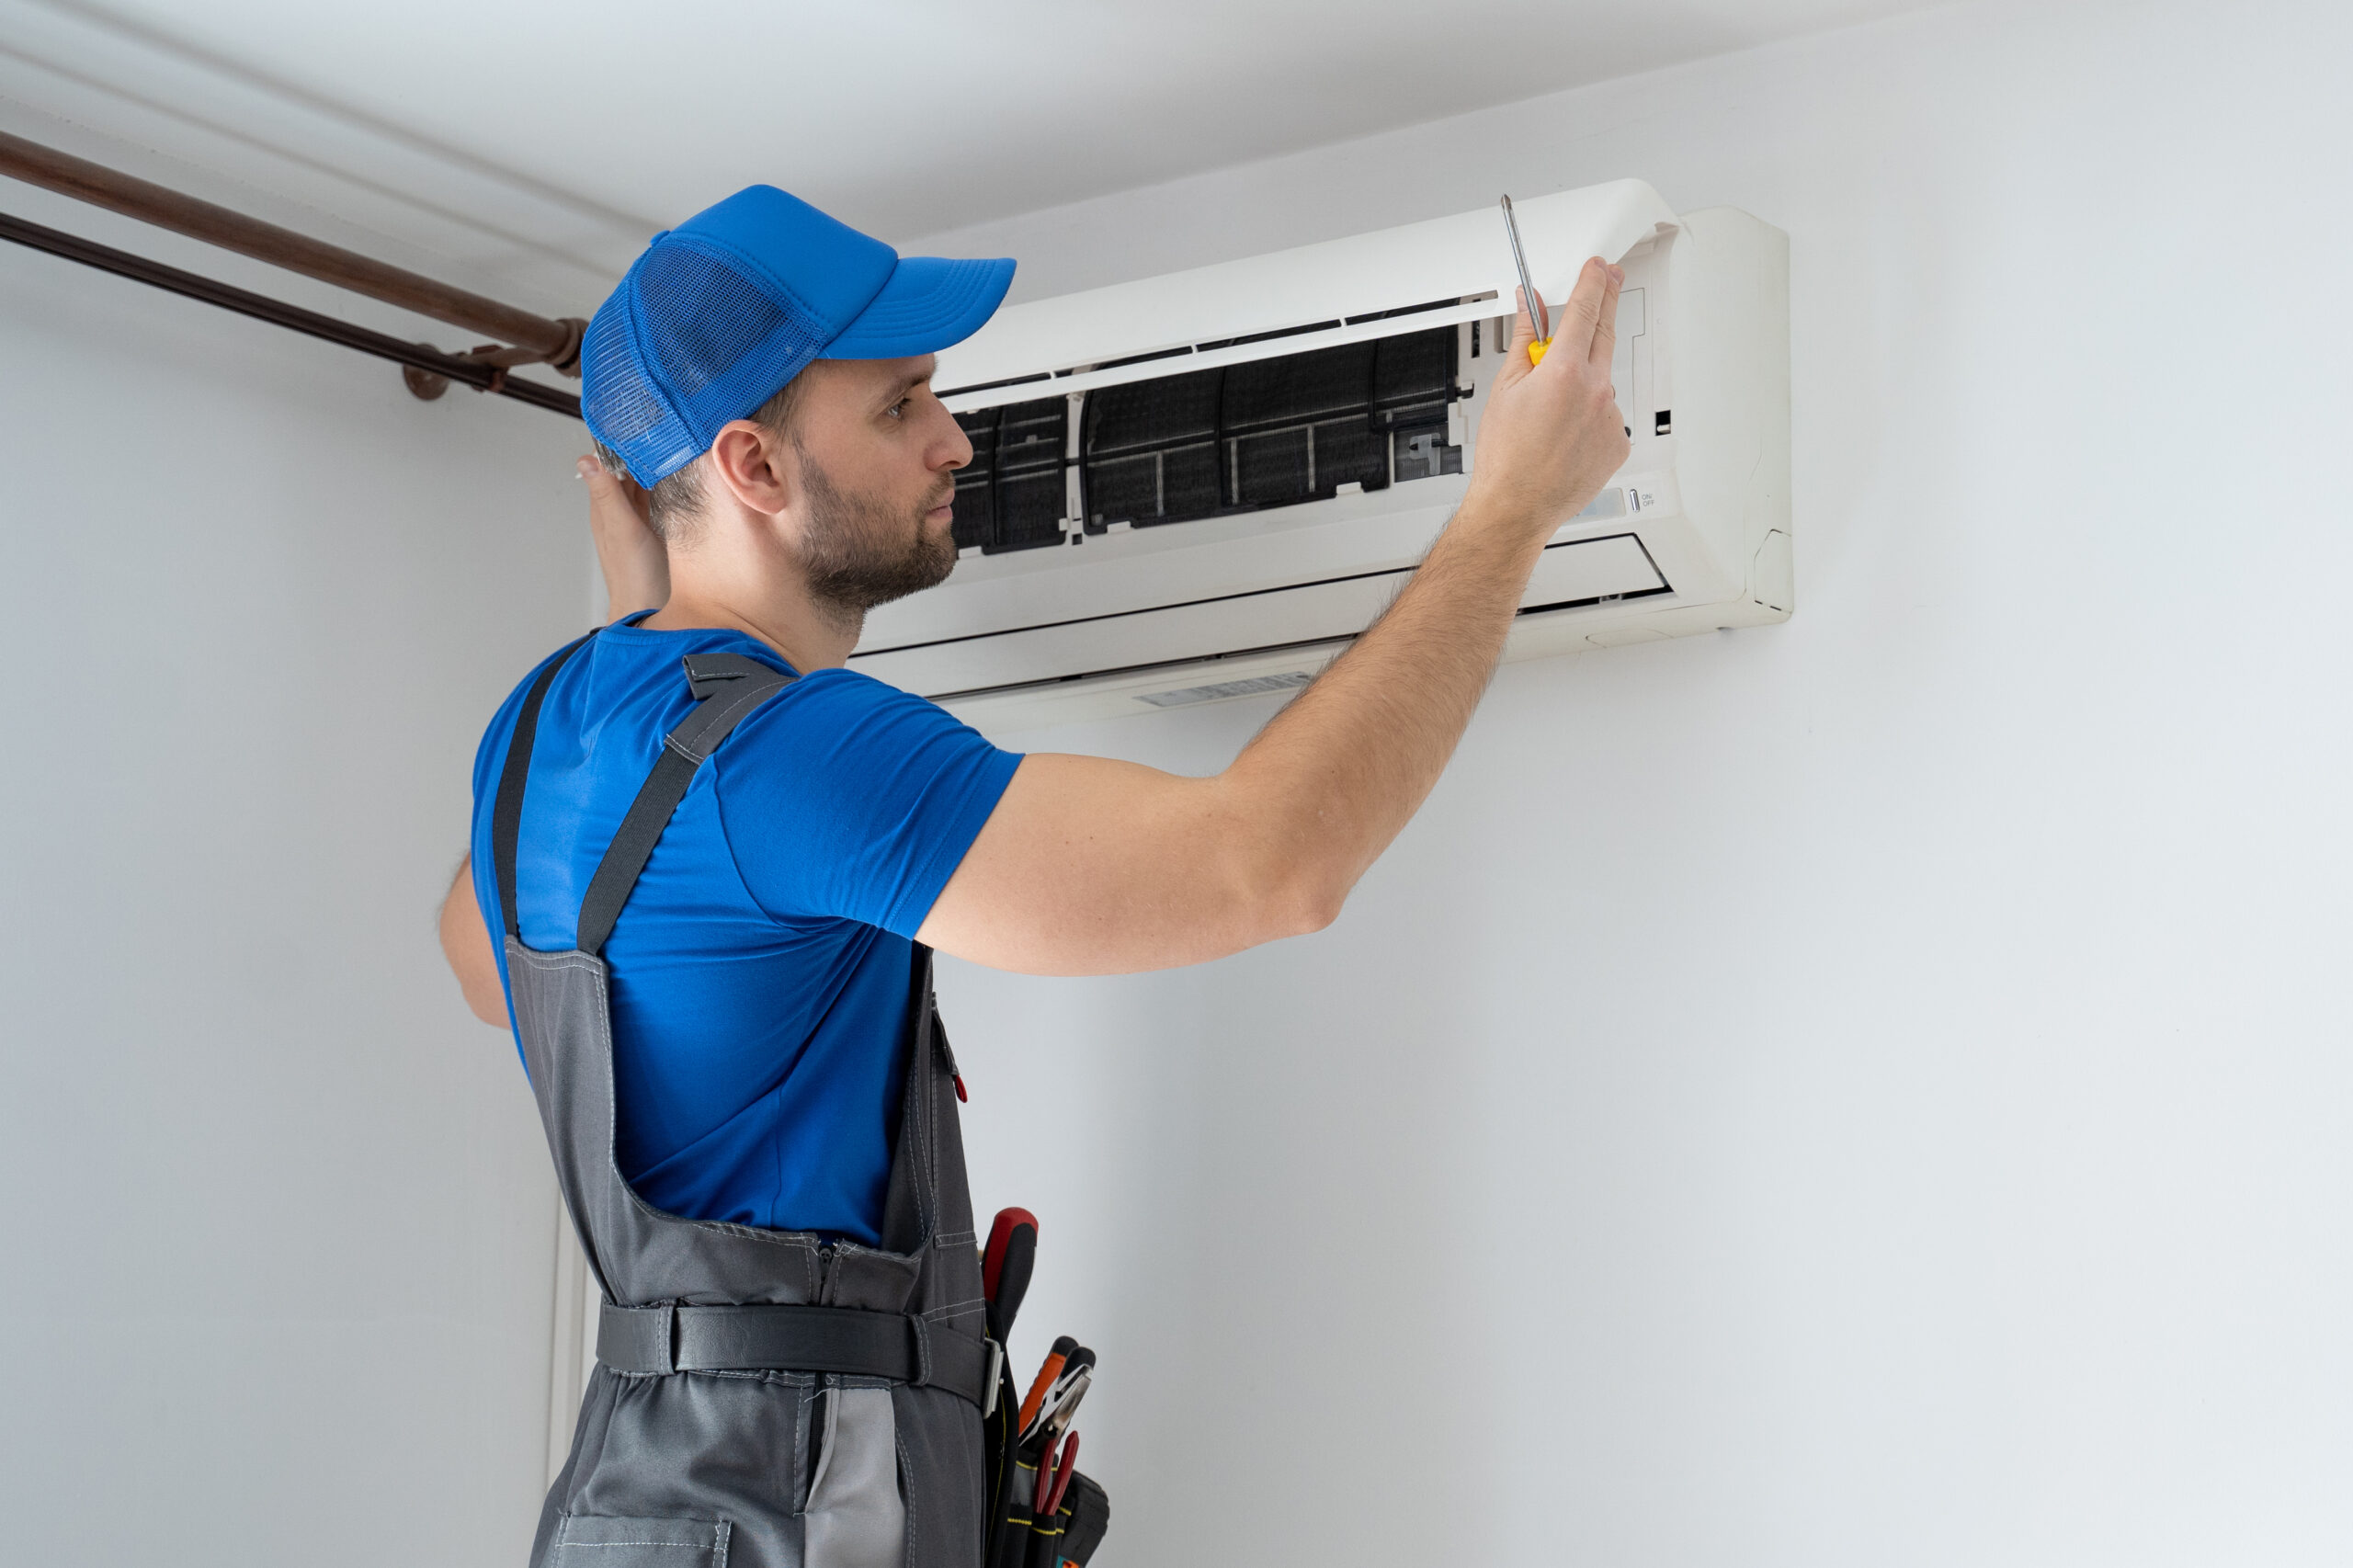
[983,1360,1108,1568]
[1024,1472,1108,1568]
[986,1441,1107,1567]
[978,1205,1107,1568]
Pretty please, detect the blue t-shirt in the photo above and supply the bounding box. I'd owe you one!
[469,616,1020,1244]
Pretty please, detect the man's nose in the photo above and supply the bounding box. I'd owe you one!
[931,403,974,471]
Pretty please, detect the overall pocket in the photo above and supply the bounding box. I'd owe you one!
[804,1384,906,1568]
[548,1513,733,1568]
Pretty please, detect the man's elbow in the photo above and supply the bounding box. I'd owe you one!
[1279,892,1343,940]
[438,858,513,1028]
[1241,854,1348,944]
[1292,873,1349,937]
[458,975,511,1028]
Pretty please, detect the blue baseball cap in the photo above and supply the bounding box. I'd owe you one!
[581,185,1015,485]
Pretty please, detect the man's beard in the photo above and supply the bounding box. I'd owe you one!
[792,444,958,621]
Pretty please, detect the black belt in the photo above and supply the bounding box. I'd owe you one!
[597,1301,996,1409]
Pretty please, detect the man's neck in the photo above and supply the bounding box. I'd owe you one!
[644,580,861,674]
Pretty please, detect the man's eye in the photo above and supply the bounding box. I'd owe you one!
[885,398,908,419]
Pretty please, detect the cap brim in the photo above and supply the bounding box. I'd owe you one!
[821,255,1016,360]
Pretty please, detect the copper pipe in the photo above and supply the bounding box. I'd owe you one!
[0,208,581,418]
[0,129,585,374]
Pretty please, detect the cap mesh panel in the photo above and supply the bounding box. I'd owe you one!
[638,246,805,400]
[581,301,673,452]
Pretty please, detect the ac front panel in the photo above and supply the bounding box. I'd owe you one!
[930,180,1679,402]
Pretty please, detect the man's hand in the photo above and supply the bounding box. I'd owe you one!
[919,257,1631,976]
[581,454,670,621]
[1465,260,1629,528]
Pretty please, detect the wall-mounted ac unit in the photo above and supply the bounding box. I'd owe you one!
[848,179,1790,735]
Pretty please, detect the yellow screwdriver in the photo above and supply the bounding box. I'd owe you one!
[1498,194,1552,365]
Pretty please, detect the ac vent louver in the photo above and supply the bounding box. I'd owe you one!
[949,324,1466,551]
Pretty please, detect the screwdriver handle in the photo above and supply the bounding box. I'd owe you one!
[1527,338,1550,366]
[982,1206,1039,1342]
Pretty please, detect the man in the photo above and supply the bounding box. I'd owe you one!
[438,184,1626,1567]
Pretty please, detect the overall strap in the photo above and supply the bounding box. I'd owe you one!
[491,632,597,940]
[574,652,796,956]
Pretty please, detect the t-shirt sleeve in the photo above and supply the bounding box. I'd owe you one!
[712,669,1023,937]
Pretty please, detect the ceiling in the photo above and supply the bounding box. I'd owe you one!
[2,0,1938,316]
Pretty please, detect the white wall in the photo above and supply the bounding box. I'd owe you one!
[0,187,590,1560]
[913,2,2353,1562]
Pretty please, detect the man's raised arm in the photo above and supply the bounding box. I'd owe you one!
[434,457,668,1027]
[917,257,1628,976]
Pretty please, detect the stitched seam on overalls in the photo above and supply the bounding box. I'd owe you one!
[909,995,938,1244]
[895,1424,918,1568]
[669,675,790,761]
[554,1544,719,1553]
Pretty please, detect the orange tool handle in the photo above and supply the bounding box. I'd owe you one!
[1017,1350,1068,1434]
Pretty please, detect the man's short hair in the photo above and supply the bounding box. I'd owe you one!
[591,376,803,545]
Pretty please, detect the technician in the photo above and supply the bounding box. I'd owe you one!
[438,184,1627,1568]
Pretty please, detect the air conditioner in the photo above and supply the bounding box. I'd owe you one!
[848,179,1790,734]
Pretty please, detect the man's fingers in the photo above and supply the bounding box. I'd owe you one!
[1490,289,1539,388]
[1517,283,1549,347]
[579,453,654,526]
[1588,262,1623,370]
[1506,288,1537,351]
[1557,256,1613,358]
[579,454,631,495]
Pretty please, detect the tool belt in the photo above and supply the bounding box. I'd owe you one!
[597,1296,1108,1563]
[597,1301,997,1404]
[597,1288,1110,1568]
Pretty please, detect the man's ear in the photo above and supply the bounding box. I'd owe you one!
[707,419,794,517]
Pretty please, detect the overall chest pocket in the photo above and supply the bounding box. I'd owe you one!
[548,1513,733,1567]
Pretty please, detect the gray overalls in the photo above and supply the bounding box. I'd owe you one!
[492,640,994,1568]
